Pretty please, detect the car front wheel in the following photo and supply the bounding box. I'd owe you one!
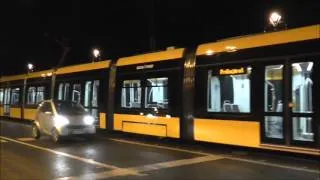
[51,128,61,143]
[31,124,41,139]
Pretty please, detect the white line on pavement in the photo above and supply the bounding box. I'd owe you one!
[103,137,320,174]
[0,136,121,170]
[0,139,8,143]
[57,155,223,180]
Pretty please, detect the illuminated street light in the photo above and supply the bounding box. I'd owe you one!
[27,63,34,73]
[269,12,282,27]
[93,49,100,58]
[92,48,101,62]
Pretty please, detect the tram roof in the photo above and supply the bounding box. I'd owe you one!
[0,60,111,83]
[196,24,320,56]
[116,48,185,66]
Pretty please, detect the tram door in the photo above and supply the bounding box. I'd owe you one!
[4,88,11,116]
[263,60,317,147]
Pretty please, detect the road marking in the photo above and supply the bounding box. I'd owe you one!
[0,139,8,143]
[103,137,320,174]
[57,155,223,180]
[0,136,121,170]
[105,138,212,156]
[17,137,35,142]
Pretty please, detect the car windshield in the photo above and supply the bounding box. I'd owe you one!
[54,101,87,115]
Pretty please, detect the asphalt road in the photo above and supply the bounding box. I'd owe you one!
[0,119,319,180]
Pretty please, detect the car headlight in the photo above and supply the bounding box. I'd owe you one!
[84,115,95,125]
[54,115,69,128]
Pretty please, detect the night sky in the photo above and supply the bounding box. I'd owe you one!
[0,0,319,76]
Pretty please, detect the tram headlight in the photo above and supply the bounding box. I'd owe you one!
[54,115,69,128]
[84,115,95,125]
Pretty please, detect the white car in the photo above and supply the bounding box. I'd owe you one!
[32,100,96,142]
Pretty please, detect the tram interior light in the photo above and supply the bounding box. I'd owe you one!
[292,63,302,72]
[307,62,313,71]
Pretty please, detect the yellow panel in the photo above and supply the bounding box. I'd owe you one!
[56,60,110,75]
[10,108,21,119]
[99,112,107,129]
[0,106,3,116]
[114,114,180,138]
[0,60,110,82]
[194,118,260,147]
[116,49,184,66]
[197,24,320,56]
[24,108,37,121]
[123,122,167,137]
[0,74,26,83]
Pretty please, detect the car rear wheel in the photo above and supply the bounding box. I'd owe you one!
[31,124,41,139]
[51,128,61,143]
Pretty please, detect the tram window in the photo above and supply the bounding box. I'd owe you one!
[11,88,20,105]
[207,67,251,113]
[264,116,283,139]
[84,81,92,107]
[4,88,11,105]
[265,65,283,112]
[0,89,3,105]
[58,83,70,101]
[145,77,168,109]
[292,117,314,141]
[58,83,63,100]
[27,87,36,105]
[292,62,313,113]
[36,86,45,104]
[64,83,70,100]
[72,84,81,103]
[92,80,99,107]
[121,80,141,108]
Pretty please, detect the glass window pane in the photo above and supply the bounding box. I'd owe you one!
[292,62,313,113]
[36,86,45,104]
[58,83,64,100]
[292,117,314,142]
[265,65,283,112]
[85,81,92,107]
[207,67,251,113]
[11,88,20,105]
[92,80,99,107]
[64,83,70,100]
[91,109,98,125]
[264,116,283,139]
[4,88,11,104]
[145,77,168,109]
[121,80,141,108]
[72,84,81,103]
[0,89,4,105]
[27,87,36,105]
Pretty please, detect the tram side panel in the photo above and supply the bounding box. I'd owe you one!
[113,51,184,138]
[54,68,109,129]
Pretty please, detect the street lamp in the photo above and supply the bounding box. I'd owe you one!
[27,63,34,73]
[269,11,282,28]
[92,48,100,62]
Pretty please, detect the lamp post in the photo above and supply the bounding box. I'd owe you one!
[22,63,34,119]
